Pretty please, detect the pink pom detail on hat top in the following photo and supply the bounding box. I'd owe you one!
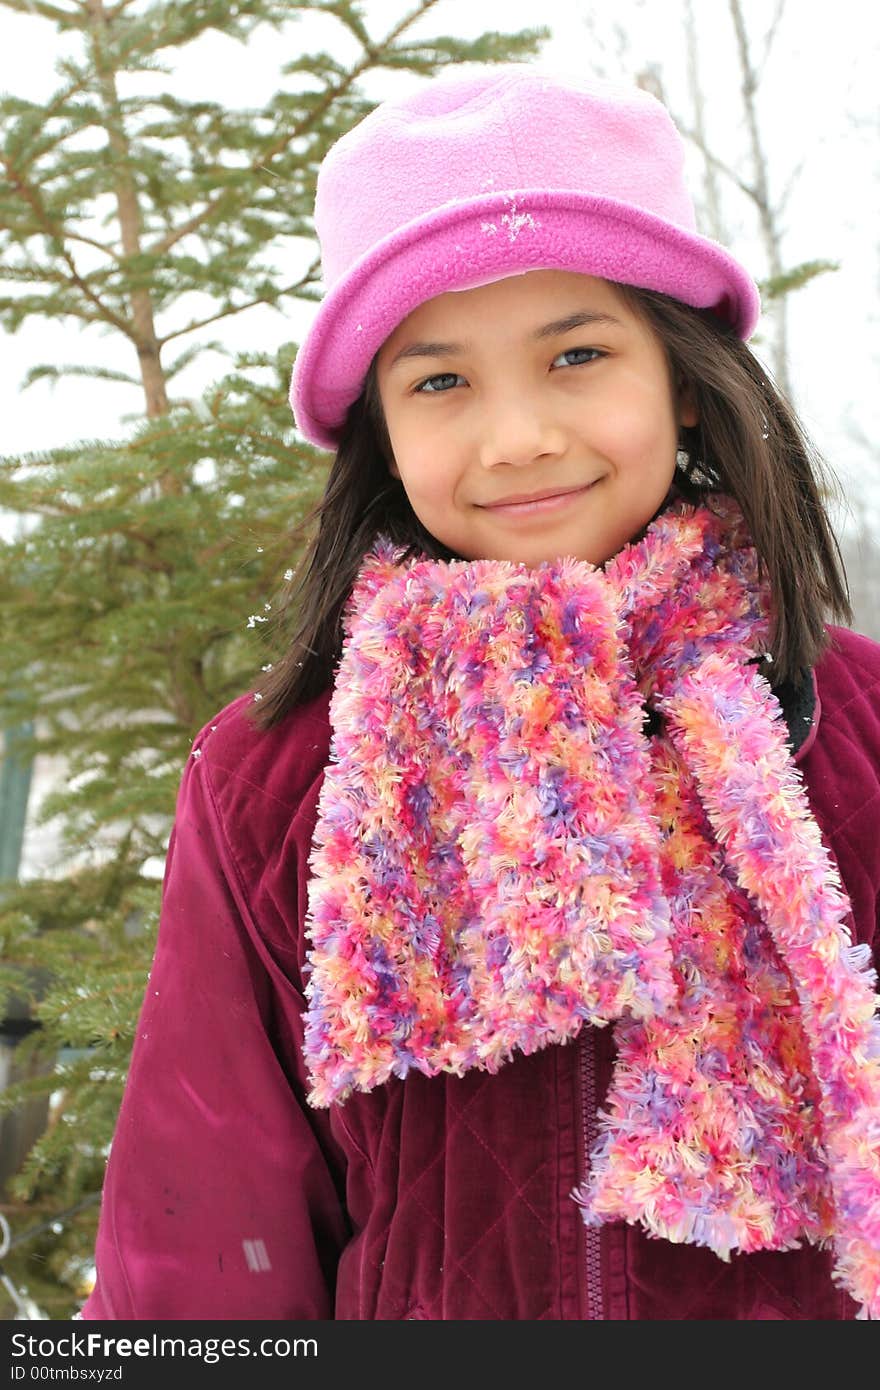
[289,64,761,451]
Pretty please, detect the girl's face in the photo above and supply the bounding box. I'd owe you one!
[375,270,698,567]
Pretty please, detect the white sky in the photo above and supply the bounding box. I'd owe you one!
[1,0,878,525]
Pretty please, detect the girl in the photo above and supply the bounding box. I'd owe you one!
[81,65,880,1321]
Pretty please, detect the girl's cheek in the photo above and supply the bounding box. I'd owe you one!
[402,458,452,504]
[611,398,676,457]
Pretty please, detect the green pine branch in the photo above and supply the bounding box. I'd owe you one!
[760,258,840,300]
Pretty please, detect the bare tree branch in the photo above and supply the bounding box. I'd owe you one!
[683,0,725,242]
[728,0,792,395]
[776,154,807,219]
[755,0,787,86]
[666,120,758,202]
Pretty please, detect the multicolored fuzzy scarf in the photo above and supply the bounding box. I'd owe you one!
[303,495,880,1317]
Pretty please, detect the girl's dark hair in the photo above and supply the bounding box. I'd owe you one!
[251,286,851,728]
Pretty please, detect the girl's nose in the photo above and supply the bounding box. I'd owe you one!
[477,390,568,470]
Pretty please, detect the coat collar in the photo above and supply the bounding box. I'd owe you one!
[775,666,819,762]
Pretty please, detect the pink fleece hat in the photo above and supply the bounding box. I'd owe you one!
[290,64,761,451]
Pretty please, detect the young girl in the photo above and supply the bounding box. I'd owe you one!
[81,65,880,1321]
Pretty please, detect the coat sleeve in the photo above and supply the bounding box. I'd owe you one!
[80,730,350,1320]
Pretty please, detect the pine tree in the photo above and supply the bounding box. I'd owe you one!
[0,0,547,1316]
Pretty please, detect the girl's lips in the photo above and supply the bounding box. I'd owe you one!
[479,480,599,517]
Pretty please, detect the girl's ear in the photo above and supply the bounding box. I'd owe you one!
[677,376,699,429]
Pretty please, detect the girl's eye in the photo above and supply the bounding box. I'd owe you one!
[413,372,463,394]
[552,347,604,369]
[411,350,603,394]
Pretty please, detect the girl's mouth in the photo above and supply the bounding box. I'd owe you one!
[479,479,600,517]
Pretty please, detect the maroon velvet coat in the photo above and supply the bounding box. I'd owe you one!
[81,624,880,1321]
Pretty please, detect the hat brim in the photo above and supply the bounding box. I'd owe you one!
[290,189,760,451]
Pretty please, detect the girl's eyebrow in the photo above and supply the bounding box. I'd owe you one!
[386,310,625,369]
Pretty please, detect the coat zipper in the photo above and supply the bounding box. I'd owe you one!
[578,1028,605,1320]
